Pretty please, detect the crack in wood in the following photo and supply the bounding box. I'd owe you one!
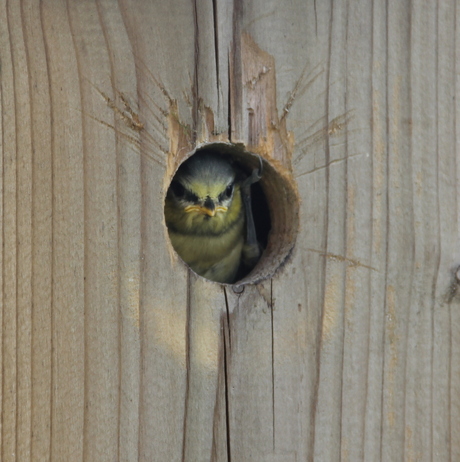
[191,0,200,138]
[84,81,168,167]
[294,111,354,166]
[223,287,232,461]
[88,80,144,131]
[305,247,378,272]
[180,271,192,462]
[211,0,220,108]
[280,64,323,125]
[270,279,275,452]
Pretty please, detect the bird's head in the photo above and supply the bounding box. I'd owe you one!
[165,153,242,234]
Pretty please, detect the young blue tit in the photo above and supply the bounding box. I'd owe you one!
[165,152,261,283]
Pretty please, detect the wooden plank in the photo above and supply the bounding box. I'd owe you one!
[362,1,389,460]
[0,1,459,461]
[225,284,276,460]
[337,2,374,461]
[66,2,120,460]
[95,1,143,460]
[308,1,350,459]
[21,1,54,459]
[182,276,226,461]
[224,4,310,461]
[449,3,460,460]
[0,1,19,459]
[381,2,415,460]
[433,0,456,454]
[8,1,34,460]
[121,3,234,461]
[121,3,194,460]
[266,5,330,460]
[404,4,438,461]
[41,2,86,460]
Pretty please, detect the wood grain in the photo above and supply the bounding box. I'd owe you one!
[0,1,458,461]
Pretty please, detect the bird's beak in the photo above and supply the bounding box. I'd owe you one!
[184,204,228,216]
[199,205,228,216]
[200,207,217,217]
[198,198,228,217]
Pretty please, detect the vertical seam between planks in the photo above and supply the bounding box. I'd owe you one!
[138,83,145,462]
[0,41,4,462]
[379,0,390,459]
[310,0,334,459]
[364,0,385,458]
[230,0,243,142]
[0,2,5,458]
[0,24,3,462]
[450,3,457,458]
[339,2,350,459]
[270,279,275,452]
[431,3,441,461]
[137,131,144,459]
[380,0,390,460]
[223,287,232,462]
[402,4,414,460]
[364,0,374,456]
[191,0,199,139]
[313,0,318,37]
[227,59,232,142]
[181,270,192,462]
[211,0,220,110]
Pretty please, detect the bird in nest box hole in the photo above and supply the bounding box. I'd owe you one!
[164,151,263,284]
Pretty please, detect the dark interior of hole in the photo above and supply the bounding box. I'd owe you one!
[247,181,271,249]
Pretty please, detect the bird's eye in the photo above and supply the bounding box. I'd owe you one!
[170,181,185,198]
[223,183,234,199]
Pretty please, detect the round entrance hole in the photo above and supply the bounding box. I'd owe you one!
[164,142,299,285]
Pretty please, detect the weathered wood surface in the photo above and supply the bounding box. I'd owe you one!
[1,1,459,461]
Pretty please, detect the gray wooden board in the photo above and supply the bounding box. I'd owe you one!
[0,0,459,461]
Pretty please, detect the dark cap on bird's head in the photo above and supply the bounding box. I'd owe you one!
[175,152,235,187]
